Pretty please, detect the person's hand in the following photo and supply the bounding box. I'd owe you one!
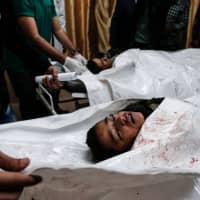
[43,66,63,89]
[0,151,42,200]
[64,57,87,74]
[73,53,88,66]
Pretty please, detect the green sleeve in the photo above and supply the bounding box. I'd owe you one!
[13,0,34,17]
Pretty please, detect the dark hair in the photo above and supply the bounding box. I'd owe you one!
[123,103,153,119]
[86,103,154,161]
[95,52,106,58]
[86,51,113,74]
[86,60,103,74]
[86,125,121,161]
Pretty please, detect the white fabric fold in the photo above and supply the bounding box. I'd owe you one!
[79,48,200,105]
[1,97,200,198]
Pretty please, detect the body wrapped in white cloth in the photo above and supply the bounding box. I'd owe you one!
[79,48,200,105]
[1,97,200,199]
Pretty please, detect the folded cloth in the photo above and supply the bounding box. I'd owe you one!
[73,53,88,65]
[64,57,87,74]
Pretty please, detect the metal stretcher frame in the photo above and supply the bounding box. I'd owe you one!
[36,82,88,115]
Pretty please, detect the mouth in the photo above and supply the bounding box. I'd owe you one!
[126,113,135,124]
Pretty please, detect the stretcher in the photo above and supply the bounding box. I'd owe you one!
[35,72,88,114]
[35,48,200,114]
[0,97,200,199]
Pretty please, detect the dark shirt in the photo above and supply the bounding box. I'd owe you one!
[160,0,189,50]
[110,0,137,51]
[0,9,9,115]
[132,0,173,49]
[0,0,51,75]
[192,5,200,44]
[0,11,3,69]
[0,45,9,116]
[0,71,9,116]
[148,0,173,49]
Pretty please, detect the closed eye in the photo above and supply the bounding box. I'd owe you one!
[129,113,135,124]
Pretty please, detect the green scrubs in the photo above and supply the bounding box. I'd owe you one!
[6,0,57,72]
[13,0,57,42]
[5,0,57,119]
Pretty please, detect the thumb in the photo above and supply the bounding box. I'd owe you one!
[0,172,42,189]
[0,191,22,200]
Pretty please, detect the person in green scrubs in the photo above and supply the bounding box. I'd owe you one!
[3,0,85,120]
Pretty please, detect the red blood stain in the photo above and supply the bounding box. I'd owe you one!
[138,137,155,145]
[190,157,198,164]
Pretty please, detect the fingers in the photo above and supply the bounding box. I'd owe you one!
[47,66,58,80]
[0,152,30,172]
[43,76,63,89]
[73,53,87,65]
[43,66,63,89]
[0,172,42,190]
[0,153,41,200]
[0,191,22,200]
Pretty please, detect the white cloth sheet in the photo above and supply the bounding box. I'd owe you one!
[79,48,200,105]
[0,97,200,173]
[1,97,200,199]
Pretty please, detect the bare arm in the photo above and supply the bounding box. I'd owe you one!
[16,16,69,64]
[52,16,76,52]
[52,17,88,65]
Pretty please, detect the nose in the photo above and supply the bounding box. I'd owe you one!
[117,114,126,126]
